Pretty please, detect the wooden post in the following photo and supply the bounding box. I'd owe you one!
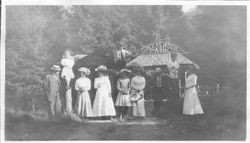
[178,79,181,97]
[32,104,35,112]
[66,89,72,114]
[216,83,220,95]
[183,71,188,97]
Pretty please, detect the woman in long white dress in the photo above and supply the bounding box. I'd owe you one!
[183,67,204,115]
[92,65,116,119]
[130,66,146,117]
[74,67,93,118]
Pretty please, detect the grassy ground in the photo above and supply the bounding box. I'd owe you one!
[5,87,246,140]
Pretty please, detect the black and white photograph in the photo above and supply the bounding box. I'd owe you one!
[1,0,247,141]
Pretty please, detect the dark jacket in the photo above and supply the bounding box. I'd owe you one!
[43,74,61,102]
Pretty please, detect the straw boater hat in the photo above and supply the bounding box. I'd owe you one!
[155,67,161,72]
[119,69,131,76]
[95,65,108,72]
[152,67,161,75]
[78,67,91,75]
[50,65,61,71]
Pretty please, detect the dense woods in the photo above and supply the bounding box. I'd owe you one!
[5,6,246,110]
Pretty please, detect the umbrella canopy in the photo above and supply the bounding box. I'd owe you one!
[126,53,200,69]
[74,53,115,71]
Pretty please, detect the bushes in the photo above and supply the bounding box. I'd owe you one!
[5,6,246,116]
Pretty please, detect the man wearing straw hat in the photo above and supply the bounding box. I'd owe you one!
[43,65,62,117]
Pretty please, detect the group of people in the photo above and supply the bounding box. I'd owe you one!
[42,49,204,122]
[43,64,146,121]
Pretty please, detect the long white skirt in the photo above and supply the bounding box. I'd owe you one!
[183,87,204,115]
[93,87,116,117]
[75,91,93,117]
[130,89,145,117]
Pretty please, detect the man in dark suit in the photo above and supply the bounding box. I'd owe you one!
[151,67,164,117]
[43,65,62,116]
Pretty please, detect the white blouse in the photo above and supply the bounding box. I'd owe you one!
[75,77,91,91]
[94,76,111,92]
[61,57,75,68]
[185,74,197,88]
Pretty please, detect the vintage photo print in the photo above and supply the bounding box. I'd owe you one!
[0,0,248,142]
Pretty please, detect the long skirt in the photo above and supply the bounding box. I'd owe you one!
[183,87,204,115]
[115,92,131,107]
[130,89,145,117]
[92,87,116,117]
[75,91,93,117]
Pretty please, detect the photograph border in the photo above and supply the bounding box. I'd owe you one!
[1,0,249,143]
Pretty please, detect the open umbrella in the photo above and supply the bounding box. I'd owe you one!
[74,54,115,70]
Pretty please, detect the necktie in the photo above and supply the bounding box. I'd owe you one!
[54,75,60,86]
[157,75,161,87]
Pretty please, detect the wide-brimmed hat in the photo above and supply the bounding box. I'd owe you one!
[95,65,108,72]
[50,65,61,71]
[78,67,91,75]
[119,69,131,76]
[120,69,131,73]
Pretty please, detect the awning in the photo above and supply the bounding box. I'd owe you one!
[126,53,200,69]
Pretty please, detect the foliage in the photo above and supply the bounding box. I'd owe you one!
[5,6,246,111]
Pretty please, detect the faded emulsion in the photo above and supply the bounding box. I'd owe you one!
[3,5,246,141]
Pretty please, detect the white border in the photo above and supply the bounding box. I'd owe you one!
[1,0,249,143]
[2,0,250,5]
[247,2,250,143]
[1,1,6,143]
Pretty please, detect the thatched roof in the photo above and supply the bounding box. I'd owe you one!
[134,40,188,56]
[126,53,200,69]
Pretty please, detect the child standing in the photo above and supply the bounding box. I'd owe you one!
[115,69,132,121]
